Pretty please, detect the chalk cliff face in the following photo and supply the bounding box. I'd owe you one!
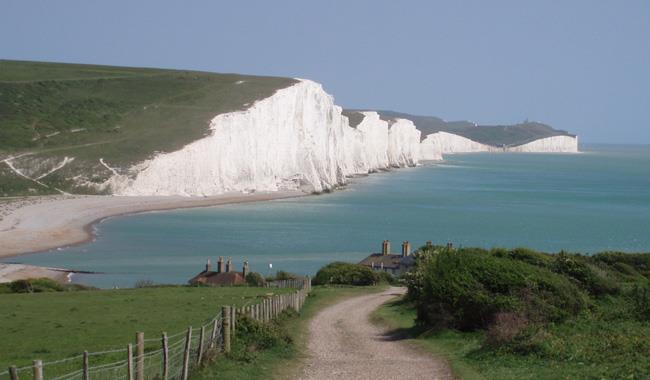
[113,81,422,196]
[109,79,578,197]
[505,135,579,153]
[420,131,497,155]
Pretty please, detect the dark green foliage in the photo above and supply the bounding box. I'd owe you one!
[630,282,650,321]
[376,271,398,285]
[0,278,91,294]
[551,251,619,296]
[234,313,293,354]
[313,262,377,286]
[246,272,266,287]
[593,251,650,278]
[412,247,589,330]
[266,270,299,282]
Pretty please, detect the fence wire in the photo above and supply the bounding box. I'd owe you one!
[1,278,310,380]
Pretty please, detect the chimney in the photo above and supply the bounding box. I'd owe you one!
[426,241,433,248]
[205,258,212,272]
[402,241,411,257]
[217,256,224,273]
[447,242,453,249]
[243,260,249,278]
[226,257,232,272]
[382,240,390,256]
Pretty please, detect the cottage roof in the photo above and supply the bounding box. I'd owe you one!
[358,253,415,269]
[189,270,246,286]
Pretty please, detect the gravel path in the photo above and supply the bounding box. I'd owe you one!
[300,287,453,380]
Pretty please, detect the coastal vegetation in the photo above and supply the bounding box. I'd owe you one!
[376,245,650,379]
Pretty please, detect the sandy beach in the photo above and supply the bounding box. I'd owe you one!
[0,192,304,272]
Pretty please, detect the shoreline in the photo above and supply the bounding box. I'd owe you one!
[0,191,305,262]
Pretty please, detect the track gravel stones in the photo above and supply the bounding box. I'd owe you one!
[300,287,453,380]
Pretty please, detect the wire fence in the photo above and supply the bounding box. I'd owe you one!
[0,277,311,380]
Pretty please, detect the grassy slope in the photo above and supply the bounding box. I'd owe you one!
[190,285,387,380]
[0,60,296,195]
[374,298,650,380]
[0,285,292,369]
[375,248,650,379]
[344,109,574,146]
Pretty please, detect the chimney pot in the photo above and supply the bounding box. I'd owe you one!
[205,258,212,272]
[226,258,232,272]
[243,260,249,278]
[382,240,390,256]
[217,256,224,273]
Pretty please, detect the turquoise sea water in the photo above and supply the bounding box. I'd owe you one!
[7,145,650,288]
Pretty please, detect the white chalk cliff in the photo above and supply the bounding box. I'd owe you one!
[112,80,422,196]
[109,79,578,196]
[505,135,578,153]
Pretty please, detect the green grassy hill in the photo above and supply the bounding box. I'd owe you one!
[0,283,290,370]
[343,109,574,146]
[0,60,296,196]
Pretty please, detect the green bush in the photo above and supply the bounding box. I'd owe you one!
[266,271,299,282]
[552,252,619,296]
[414,248,588,331]
[313,262,377,286]
[227,313,294,363]
[9,278,64,293]
[246,272,266,287]
[592,252,650,278]
[0,278,93,294]
[630,282,650,321]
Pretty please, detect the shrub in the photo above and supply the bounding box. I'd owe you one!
[227,313,294,362]
[313,262,377,286]
[376,271,398,285]
[485,312,530,346]
[592,252,650,278]
[414,248,588,331]
[552,252,619,296]
[266,271,299,281]
[9,278,64,293]
[631,282,650,321]
[246,272,266,287]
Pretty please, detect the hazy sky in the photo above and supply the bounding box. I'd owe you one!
[2,1,649,144]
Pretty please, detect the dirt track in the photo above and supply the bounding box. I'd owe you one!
[300,287,453,380]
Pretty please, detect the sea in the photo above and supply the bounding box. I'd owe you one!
[7,144,650,288]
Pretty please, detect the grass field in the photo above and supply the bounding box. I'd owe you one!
[0,60,295,196]
[190,285,387,380]
[0,285,292,369]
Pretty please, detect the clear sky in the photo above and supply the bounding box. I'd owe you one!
[2,1,649,144]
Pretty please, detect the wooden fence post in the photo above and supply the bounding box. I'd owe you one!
[210,319,219,349]
[231,306,236,337]
[162,332,169,380]
[136,332,144,380]
[222,306,231,353]
[127,344,134,380]
[8,365,17,380]
[82,350,89,380]
[197,326,205,366]
[181,327,192,380]
[32,360,42,380]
